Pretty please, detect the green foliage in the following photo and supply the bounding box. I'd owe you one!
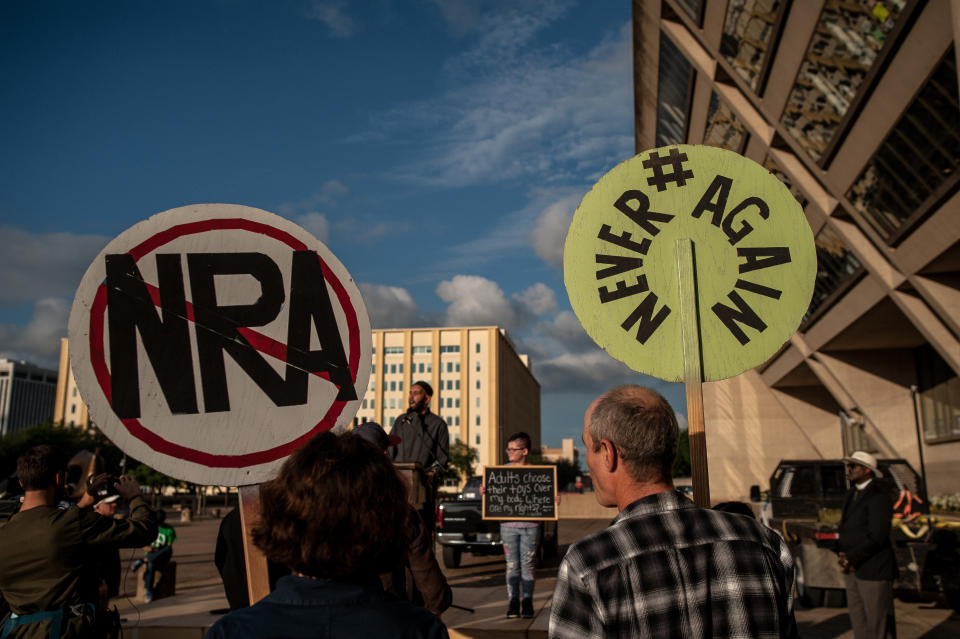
[0,421,180,492]
[672,429,691,478]
[443,441,479,483]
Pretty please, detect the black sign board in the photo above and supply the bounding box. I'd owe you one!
[482,465,557,521]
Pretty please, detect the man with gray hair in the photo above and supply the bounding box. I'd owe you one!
[549,385,797,638]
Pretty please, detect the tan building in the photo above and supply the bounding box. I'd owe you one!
[53,338,93,430]
[633,0,959,501]
[354,326,541,471]
[541,438,579,467]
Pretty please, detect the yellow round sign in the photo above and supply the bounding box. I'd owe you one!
[564,145,816,382]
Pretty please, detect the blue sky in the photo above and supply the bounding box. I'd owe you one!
[0,0,685,459]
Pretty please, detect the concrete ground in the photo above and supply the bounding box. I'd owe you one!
[113,513,960,638]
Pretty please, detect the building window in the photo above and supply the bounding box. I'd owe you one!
[763,153,809,209]
[398,363,403,374]
[476,397,480,408]
[390,398,397,410]
[476,379,480,390]
[455,398,460,408]
[418,362,425,373]
[703,92,748,153]
[389,416,395,427]
[390,381,396,391]
[413,346,431,354]
[847,49,959,243]
[370,399,375,409]
[802,223,864,327]
[362,399,368,409]
[476,361,480,372]
[781,0,910,162]
[476,416,481,426]
[475,343,481,353]
[384,346,404,355]
[70,404,76,414]
[656,32,693,147]
[455,363,460,372]
[390,364,396,374]
[720,0,787,93]
[916,344,960,443]
[446,362,453,373]
[455,380,460,390]
[72,387,77,397]
[674,0,703,24]
[475,433,481,445]
[440,345,460,353]
[426,363,432,373]
[398,381,403,391]
[371,364,375,374]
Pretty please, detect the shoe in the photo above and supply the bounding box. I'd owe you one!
[521,598,534,618]
[506,599,519,618]
[144,592,152,604]
[130,559,143,572]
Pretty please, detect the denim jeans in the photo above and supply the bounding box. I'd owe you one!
[500,524,538,600]
[144,545,173,595]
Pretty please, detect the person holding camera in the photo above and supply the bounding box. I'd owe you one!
[0,445,158,639]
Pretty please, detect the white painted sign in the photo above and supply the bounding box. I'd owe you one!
[68,204,370,486]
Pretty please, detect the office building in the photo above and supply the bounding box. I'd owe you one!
[634,0,959,500]
[354,326,541,471]
[53,337,93,430]
[0,358,58,436]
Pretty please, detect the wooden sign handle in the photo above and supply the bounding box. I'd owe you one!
[676,239,710,508]
[238,484,271,604]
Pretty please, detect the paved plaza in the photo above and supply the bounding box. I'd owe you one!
[113,513,960,639]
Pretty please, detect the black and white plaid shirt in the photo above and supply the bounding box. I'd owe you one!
[549,490,796,638]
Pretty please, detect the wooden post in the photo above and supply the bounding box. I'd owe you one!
[238,484,271,604]
[676,239,710,508]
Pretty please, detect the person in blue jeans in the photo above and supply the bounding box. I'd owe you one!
[485,432,552,619]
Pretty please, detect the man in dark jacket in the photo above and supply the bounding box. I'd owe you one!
[0,445,158,639]
[838,451,897,639]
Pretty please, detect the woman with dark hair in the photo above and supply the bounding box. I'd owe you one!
[206,432,448,639]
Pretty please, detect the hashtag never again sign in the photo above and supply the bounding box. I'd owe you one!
[67,204,371,486]
[563,145,816,383]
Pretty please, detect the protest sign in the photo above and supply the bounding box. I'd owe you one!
[482,465,557,521]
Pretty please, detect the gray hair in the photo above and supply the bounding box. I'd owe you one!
[587,385,678,483]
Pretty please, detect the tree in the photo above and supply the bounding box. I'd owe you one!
[672,429,691,477]
[443,441,479,484]
[528,452,582,490]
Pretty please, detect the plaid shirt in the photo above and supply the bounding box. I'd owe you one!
[549,490,796,638]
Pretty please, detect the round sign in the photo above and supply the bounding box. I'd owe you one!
[564,144,815,382]
[68,204,371,485]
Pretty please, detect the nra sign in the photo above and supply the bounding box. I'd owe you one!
[68,204,371,485]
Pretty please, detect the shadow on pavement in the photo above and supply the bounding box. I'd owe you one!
[797,612,850,638]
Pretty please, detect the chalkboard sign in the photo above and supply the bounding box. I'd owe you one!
[482,465,558,521]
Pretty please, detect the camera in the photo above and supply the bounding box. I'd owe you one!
[90,475,121,504]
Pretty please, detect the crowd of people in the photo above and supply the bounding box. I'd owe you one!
[0,380,897,638]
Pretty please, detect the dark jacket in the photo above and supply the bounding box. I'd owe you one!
[206,575,449,639]
[389,412,449,472]
[214,508,289,611]
[838,478,897,581]
[381,507,452,615]
[0,497,157,639]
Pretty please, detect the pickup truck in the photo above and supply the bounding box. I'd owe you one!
[435,476,559,569]
[751,458,960,608]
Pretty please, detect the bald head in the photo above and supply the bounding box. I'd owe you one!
[586,385,678,484]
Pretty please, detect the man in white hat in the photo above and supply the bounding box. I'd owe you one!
[838,451,896,639]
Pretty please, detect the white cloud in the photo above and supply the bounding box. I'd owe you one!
[0,297,70,368]
[358,283,423,329]
[0,227,110,306]
[513,282,556,317]
[305,2,357,37]
[373,12,633,187]
[436,275,518,330]
[295,212,331,244]
[531,194,578,268]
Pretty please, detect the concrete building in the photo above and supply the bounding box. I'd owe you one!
[354,326,541,471]
[633,0,959,501]
[53,338,93,430]
[0,358,58,436]
[541,438,579,467]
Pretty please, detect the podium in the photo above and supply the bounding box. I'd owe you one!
[393,462,429,510]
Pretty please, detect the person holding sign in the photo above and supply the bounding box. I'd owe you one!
[206,432,448,639]
[549,386,796,638]
[482,432,555,620]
